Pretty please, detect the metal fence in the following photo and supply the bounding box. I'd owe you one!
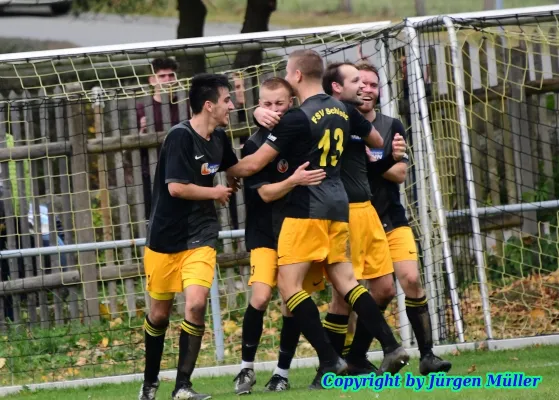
[0,4,558,390]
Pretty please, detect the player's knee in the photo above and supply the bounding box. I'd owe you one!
[370,280,396,305]
[149,307,171,326]
[250,293,271,311]
[185,297,207,318]
[400,269,422,293]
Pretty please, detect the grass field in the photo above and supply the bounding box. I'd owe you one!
[3,345,558,399]
[88,0,558,28]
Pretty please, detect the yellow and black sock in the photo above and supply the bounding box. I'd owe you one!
[405,295,432,358]
[346,302,389,362]
[342,332,354,357]
[175,319,205,390]
[344,285,399,354]
[323,313,349,357]
[286,290,338,365]
[143,316,169,384]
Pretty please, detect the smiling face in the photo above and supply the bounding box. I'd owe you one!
[259,86,292,116]
[358,69,379,114]
[209,87,235,127]
[335,64,364,106]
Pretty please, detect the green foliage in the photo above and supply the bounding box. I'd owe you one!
[486,233,559,283]
[72,0,171,15]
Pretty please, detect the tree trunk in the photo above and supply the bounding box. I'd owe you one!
[176,0,207,77]
[339,0,352,13]
[232,0,277,69]
[414,0,426,16]
[483,0,496,10]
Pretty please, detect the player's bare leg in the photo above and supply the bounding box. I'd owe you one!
[394,260,452,375]
[172,285,212,400]
[278,262,347,389]
[326,262,409,376]
[139,297,173,400]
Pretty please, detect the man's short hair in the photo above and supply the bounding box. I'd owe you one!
[322,62,356,95]
[288,50,324,81]
[260,77,294,98]
[151,57,178,73]
[189,73,232,115]
[355,62,380,81]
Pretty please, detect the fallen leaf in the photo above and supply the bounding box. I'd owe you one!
[76,338,88,348]
[112,340,124,346]
[511,357,519,361]
[75,357,87,367]
[100,338,109,348]
[530,309,546,320]
[0,358,5,369]
[467,364,476,374]
[110,318,123,328]
[452,349,460,356]
[223,320,237,335]
[478,341,487,350]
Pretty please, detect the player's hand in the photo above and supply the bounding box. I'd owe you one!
[254,107,281,130]
[392,133,407,161]
[227,175,240,192]
[290,162,327,186]
[139,116,147,134]
[213,185,233,205]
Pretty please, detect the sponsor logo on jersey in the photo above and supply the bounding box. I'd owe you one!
[367,148,384,162]
[277,159,289,173]
[201,163,220,175]
[267,133,277,142]
[350,134,363,142]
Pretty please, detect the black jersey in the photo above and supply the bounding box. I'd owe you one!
[265,94,372,222]
[340,130,373,204]
[367,113,409,232]
[242,128,291,251]
[146,121,238,253]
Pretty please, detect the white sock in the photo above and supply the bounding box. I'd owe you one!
[273,367,289,379]
[241,361,254,370]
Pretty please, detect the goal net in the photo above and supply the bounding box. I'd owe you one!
[0,6,558,388]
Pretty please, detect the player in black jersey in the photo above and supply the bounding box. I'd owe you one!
[233,78,327,395]
[348,62,452,375]
[139,74,240,400]
[321,61,410,375]
[230,49,408,387]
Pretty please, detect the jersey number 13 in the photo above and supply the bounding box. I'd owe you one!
[318,128,344,167]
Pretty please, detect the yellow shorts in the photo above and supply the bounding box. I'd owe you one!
[277,218,350,266]
[144,246,216,300]
[249,247,325,293]
[349,202,394,280]
[386,226,418,263]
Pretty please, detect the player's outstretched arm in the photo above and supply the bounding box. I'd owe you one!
[257,161,326,203]
[168,183,232,205]
[363,124,384,148]
[226,143,279,178]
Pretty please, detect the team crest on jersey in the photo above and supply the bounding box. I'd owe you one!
[201,163,220,175]
[367,148,384,162]
[277,159,289,173]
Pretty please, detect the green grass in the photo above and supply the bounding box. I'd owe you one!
[94,0,558,29]
[4,345,559,399]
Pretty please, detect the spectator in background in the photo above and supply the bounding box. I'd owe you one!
[135,57,181,221]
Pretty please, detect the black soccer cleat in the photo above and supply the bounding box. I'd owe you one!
[347,357,378,376]
[377,346,410,375]
[419,352,452,376]
[309,357,348,390]
[172,382,212,400]
[233,368,256,395]
[138,379,159,400]
[264,374,290,391]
